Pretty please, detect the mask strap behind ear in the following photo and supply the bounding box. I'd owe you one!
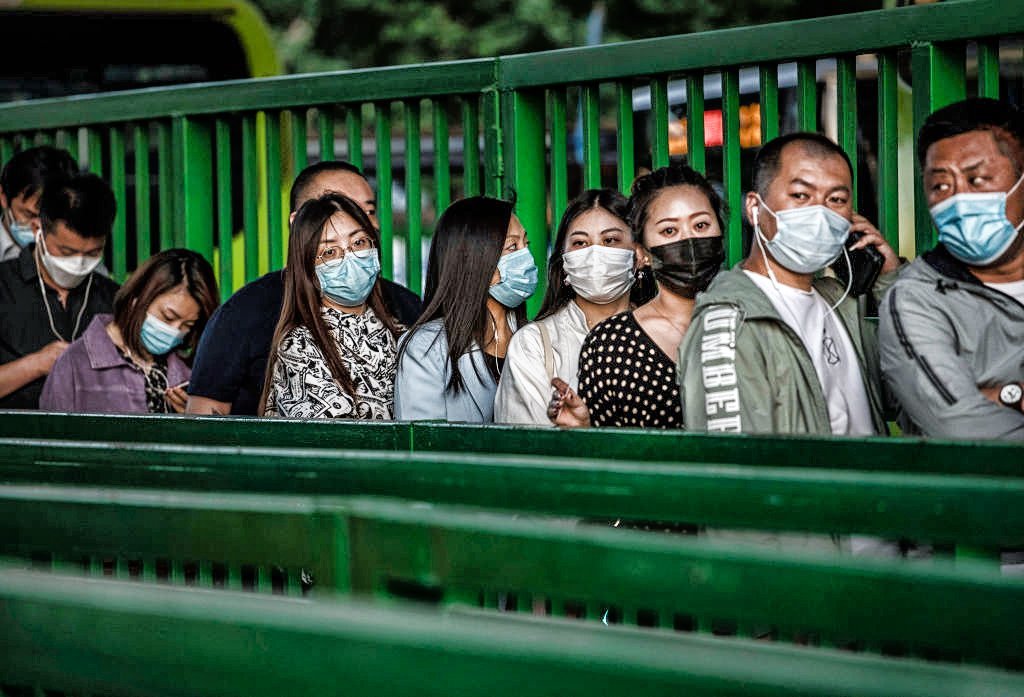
[752,210,783,293]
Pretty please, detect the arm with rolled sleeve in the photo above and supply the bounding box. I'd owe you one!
[493,324,551,425]
[394,327,449,421]
[879,285,1024,440]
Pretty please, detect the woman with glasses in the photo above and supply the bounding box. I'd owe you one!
[259,192,401,419]
[394,196,537,422]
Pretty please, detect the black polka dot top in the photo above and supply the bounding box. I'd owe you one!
[577,311,682,429]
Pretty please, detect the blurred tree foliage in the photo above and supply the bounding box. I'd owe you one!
[254,0,882,73]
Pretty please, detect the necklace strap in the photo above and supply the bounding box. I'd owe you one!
[37,263,93,343]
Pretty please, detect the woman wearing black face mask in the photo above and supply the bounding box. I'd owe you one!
[550,163,726,428]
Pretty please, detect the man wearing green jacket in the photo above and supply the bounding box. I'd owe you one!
[678,133,901,435]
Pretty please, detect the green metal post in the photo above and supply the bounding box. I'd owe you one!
[582,83,601,189]
[722,69,743,266]
[912,41,966,255]
[877,52,900,251]
[504,89,547,319]
[375,102,394,280]
[759,64,779,145]
[173,116,214,262]
[550,89,569,230]
[265,111,284,270]
[405,100,423,295]
[215,118,234,299]
[433,99,451,217]
[686,73,706,175]
[108,127,127,279]
[0,137,13,164]
[87,128,104,177]
[156,121,174,252]
[133,124,151,268]
[976,39,1000,99]
[291,108,308,175]
[836,55,859,207]
[242,114,260,283]
[462,98,481,197]
[483,87,503,198]
[616,82,635,194]
[347,106,363,169]
[650,77,669,170]
[319,109,335,162]
[797,60,817,132]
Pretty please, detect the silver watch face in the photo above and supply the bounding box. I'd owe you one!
[1000,383,1023,405]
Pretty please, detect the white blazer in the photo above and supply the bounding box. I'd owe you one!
[493,300,590,425]
[394,319,499,423]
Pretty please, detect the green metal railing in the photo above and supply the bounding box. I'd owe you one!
[0,1,1020,314]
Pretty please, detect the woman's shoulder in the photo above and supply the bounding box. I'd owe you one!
[398,318,446,351]
[583,310,638,347]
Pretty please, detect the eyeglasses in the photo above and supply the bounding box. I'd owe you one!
[315,239,375,265]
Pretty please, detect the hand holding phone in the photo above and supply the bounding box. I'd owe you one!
[831,231,884,297]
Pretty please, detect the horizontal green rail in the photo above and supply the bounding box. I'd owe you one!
[5,568,1023,697]
[2,485,1021,668]
[1,412,1022,478]
[0,438,1021,549]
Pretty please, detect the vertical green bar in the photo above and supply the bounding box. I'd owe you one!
[912,42,966,255]
[0,137,13,164]
[318,108,335,162]
[977,39,1000,99]
[133,124,151,267]
[550,89,569,233]
[35,131,53,146]
[722,69,743,266]
[142,559,156,583]
[462,98,481,197]
[227,565,243,591]
[650,76,670,170]
[483,87,503,198]
[242,114,260,282]
[375,102,394,279]
[504,89,547,319]
[877,52,900,250]
[759,64,779,143]
[405,100,423,295]
[433,99,451,216]
[265,111,284,270]
[616,82,635,194]
[582,83,601,189]
[836,55,859,207]
[173,116,214,261]
[199,560,213,589]
[686,73,706,175]
[291,108,308,175]
[797,60,818,132]
[108,127,127,280]
[215,118,234,300]
[346,106,363,169]
[87,128,104,176]
[157,121,174,252]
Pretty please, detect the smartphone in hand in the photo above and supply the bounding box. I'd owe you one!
[832,231,884,297]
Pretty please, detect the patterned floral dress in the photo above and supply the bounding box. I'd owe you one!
[264,306,397,419]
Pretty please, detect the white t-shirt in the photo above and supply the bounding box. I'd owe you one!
[744,270,874,436]
[985,279,1024,306]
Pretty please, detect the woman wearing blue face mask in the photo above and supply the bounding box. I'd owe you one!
[394,196,537,422]
[39,248,219,413]
[260,193,401,419]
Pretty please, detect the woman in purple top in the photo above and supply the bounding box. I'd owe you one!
[40,248,219,414]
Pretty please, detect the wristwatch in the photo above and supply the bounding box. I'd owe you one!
[998,383,1023,411]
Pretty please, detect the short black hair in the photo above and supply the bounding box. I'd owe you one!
[0,146,77,202]
[917,98,1024,173]
[39,173,116,240]
[753,132,853,197]
[289,160,365,211]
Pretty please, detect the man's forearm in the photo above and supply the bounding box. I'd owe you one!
[0,354,42,400]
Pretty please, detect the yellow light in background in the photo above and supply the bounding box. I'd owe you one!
[671,103,762,155]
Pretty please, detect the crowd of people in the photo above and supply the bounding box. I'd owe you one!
[1,96,1021,441]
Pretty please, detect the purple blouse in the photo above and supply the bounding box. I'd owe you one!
[39,314,190,414]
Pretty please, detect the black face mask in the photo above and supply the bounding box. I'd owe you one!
[648,236,726,299]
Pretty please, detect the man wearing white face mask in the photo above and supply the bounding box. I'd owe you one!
[880,98,1024,441]
[0,173,118,409]
[679,132,901,436]
[0,147,78,262]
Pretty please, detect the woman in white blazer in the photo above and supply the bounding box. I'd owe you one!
[394,196,537,422]
[493,189,652,425]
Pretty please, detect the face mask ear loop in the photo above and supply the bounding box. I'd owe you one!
[824,244,853,322]
[752,210,783,294]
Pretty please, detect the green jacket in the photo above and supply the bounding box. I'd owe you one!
[677,265,892,435]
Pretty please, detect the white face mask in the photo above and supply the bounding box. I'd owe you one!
[755,196,851,274]
[561,245,636,304]
[36,230,103,289]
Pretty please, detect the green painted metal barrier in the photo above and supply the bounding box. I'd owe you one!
[1,485,1022,669]
[1,411,1022,478]
[0,438,1021,551]
[0,1,1019,307]
[4,568,1022,697]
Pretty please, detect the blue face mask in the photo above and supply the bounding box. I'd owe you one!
[488,247,538,308]
[140,313,188,356]
[3,211,36,248]
[316,249,380,307]
[930,172,1024,266]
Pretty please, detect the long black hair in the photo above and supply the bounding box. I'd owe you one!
[401,195,527,394]
[259,192,399,415]
[535,188,631,321]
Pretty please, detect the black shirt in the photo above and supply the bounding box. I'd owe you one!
[188,270,422,415]
[0,243,119,409]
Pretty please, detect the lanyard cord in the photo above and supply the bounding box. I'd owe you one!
[38,265,93,343]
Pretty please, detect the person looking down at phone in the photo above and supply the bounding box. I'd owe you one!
[40,248,219,414]
[880,98,1024,441]
[678,132,900,435]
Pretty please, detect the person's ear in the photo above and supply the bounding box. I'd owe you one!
[0,186,8,210]
[744,191,760,228]
[288,211,297,226]
[632,241,649,273]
